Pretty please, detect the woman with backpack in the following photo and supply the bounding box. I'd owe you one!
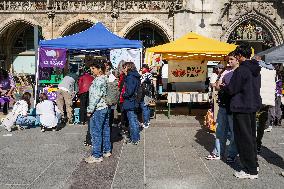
[85,60,111,164]
[36,93,61,132]
[122,61,141,145]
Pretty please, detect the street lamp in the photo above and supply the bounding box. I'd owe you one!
[199,0,205,28]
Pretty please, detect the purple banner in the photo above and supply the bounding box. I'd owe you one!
[39,47,66,68]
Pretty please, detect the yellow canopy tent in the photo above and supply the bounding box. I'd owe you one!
[145,32,237,63]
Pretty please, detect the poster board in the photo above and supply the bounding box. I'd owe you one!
[168,60,207,82]
[110,48,142,70]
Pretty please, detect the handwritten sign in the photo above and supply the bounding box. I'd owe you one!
[168,60,207,82]
[39,47,66,68]
[42,87,57,101]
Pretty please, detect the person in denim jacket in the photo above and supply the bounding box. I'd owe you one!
[85,60,111,164]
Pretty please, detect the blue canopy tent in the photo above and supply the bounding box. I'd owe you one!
[35,22,142,107]
[39,22,142,49]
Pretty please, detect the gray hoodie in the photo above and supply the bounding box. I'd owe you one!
[58,76,75,93]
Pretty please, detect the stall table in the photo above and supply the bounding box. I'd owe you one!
[166,92,209,118]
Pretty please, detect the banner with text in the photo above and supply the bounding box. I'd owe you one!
[168,60,207,82]
[39,47,67,68]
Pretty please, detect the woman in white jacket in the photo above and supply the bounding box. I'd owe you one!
[36,93,61,132]
[2,92,33,132]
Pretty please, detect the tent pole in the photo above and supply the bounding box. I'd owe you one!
[34,48,39,109]
[34,25,39,108]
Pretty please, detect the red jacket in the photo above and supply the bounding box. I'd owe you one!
[78,73,94,94]
[118,73,125,103]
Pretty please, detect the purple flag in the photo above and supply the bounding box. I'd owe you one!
[39,47,66,68]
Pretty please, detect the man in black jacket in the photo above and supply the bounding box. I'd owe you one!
[225,43,261,179]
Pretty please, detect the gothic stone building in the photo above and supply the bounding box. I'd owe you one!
[0,0,283,72]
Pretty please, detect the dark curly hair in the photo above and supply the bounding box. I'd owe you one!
[235,42,252,59]
[90,59,106,73]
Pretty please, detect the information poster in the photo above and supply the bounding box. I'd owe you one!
[168,60,207,82]
[110,48,142,70]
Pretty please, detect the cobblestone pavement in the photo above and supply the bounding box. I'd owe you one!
[0,116,284,189]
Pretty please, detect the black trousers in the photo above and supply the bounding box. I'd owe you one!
[3,102,9,114]
[79,92,89,123]
[233,112,258,175]
[85,121,91,145]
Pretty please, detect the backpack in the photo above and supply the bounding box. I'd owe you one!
[135,81,143,104]
[141,81,155,99]
[105,81,120,106]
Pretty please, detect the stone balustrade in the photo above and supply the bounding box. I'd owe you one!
[0,0,183,12]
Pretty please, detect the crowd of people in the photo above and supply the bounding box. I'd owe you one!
[0,59,154,163]
[207,42,283,179]
[1,43,283,177]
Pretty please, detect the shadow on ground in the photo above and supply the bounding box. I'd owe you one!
[67,126,124,189]
[194,127,215,154]
[260,146,284,170]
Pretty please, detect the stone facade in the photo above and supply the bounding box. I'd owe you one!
[0,0,284,68]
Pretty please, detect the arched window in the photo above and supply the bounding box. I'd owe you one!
[228,20,275,53]
[62,22,93,36]
[125,23,169,48]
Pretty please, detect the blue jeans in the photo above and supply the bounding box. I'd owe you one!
[126,110,140,142]
[140,101,150,125]
[212,107,238,158]
[16,115,38,128]
[90,108,111,158]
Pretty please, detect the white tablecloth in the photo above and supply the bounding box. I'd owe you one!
[167,92,209,103]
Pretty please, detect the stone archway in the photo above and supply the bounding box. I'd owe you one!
[0,17,42,70]
[119,16,172,42]
[0,16,40,37]
[221,12,283,46]
[58,16,97,37]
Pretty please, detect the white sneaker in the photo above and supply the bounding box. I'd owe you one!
[143,123,150,129]
[281,172,284,177]
[264,126,272,132]
[234,170,258,179]
[85,156,103,164]
[103,152,112,158]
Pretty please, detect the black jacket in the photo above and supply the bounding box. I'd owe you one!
[122,70,141,111]
[225,59,262,113]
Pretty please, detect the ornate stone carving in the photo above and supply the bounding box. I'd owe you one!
[254,2,276,21]
[0,1,46,11]
[219,1,283,45]
[0,0,183,12]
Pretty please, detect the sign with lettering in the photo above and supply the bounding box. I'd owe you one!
[168,60,207,82]
[42,87,58,101]
[39,47,66,68]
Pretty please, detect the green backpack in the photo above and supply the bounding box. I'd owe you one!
[105,81,120,106]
